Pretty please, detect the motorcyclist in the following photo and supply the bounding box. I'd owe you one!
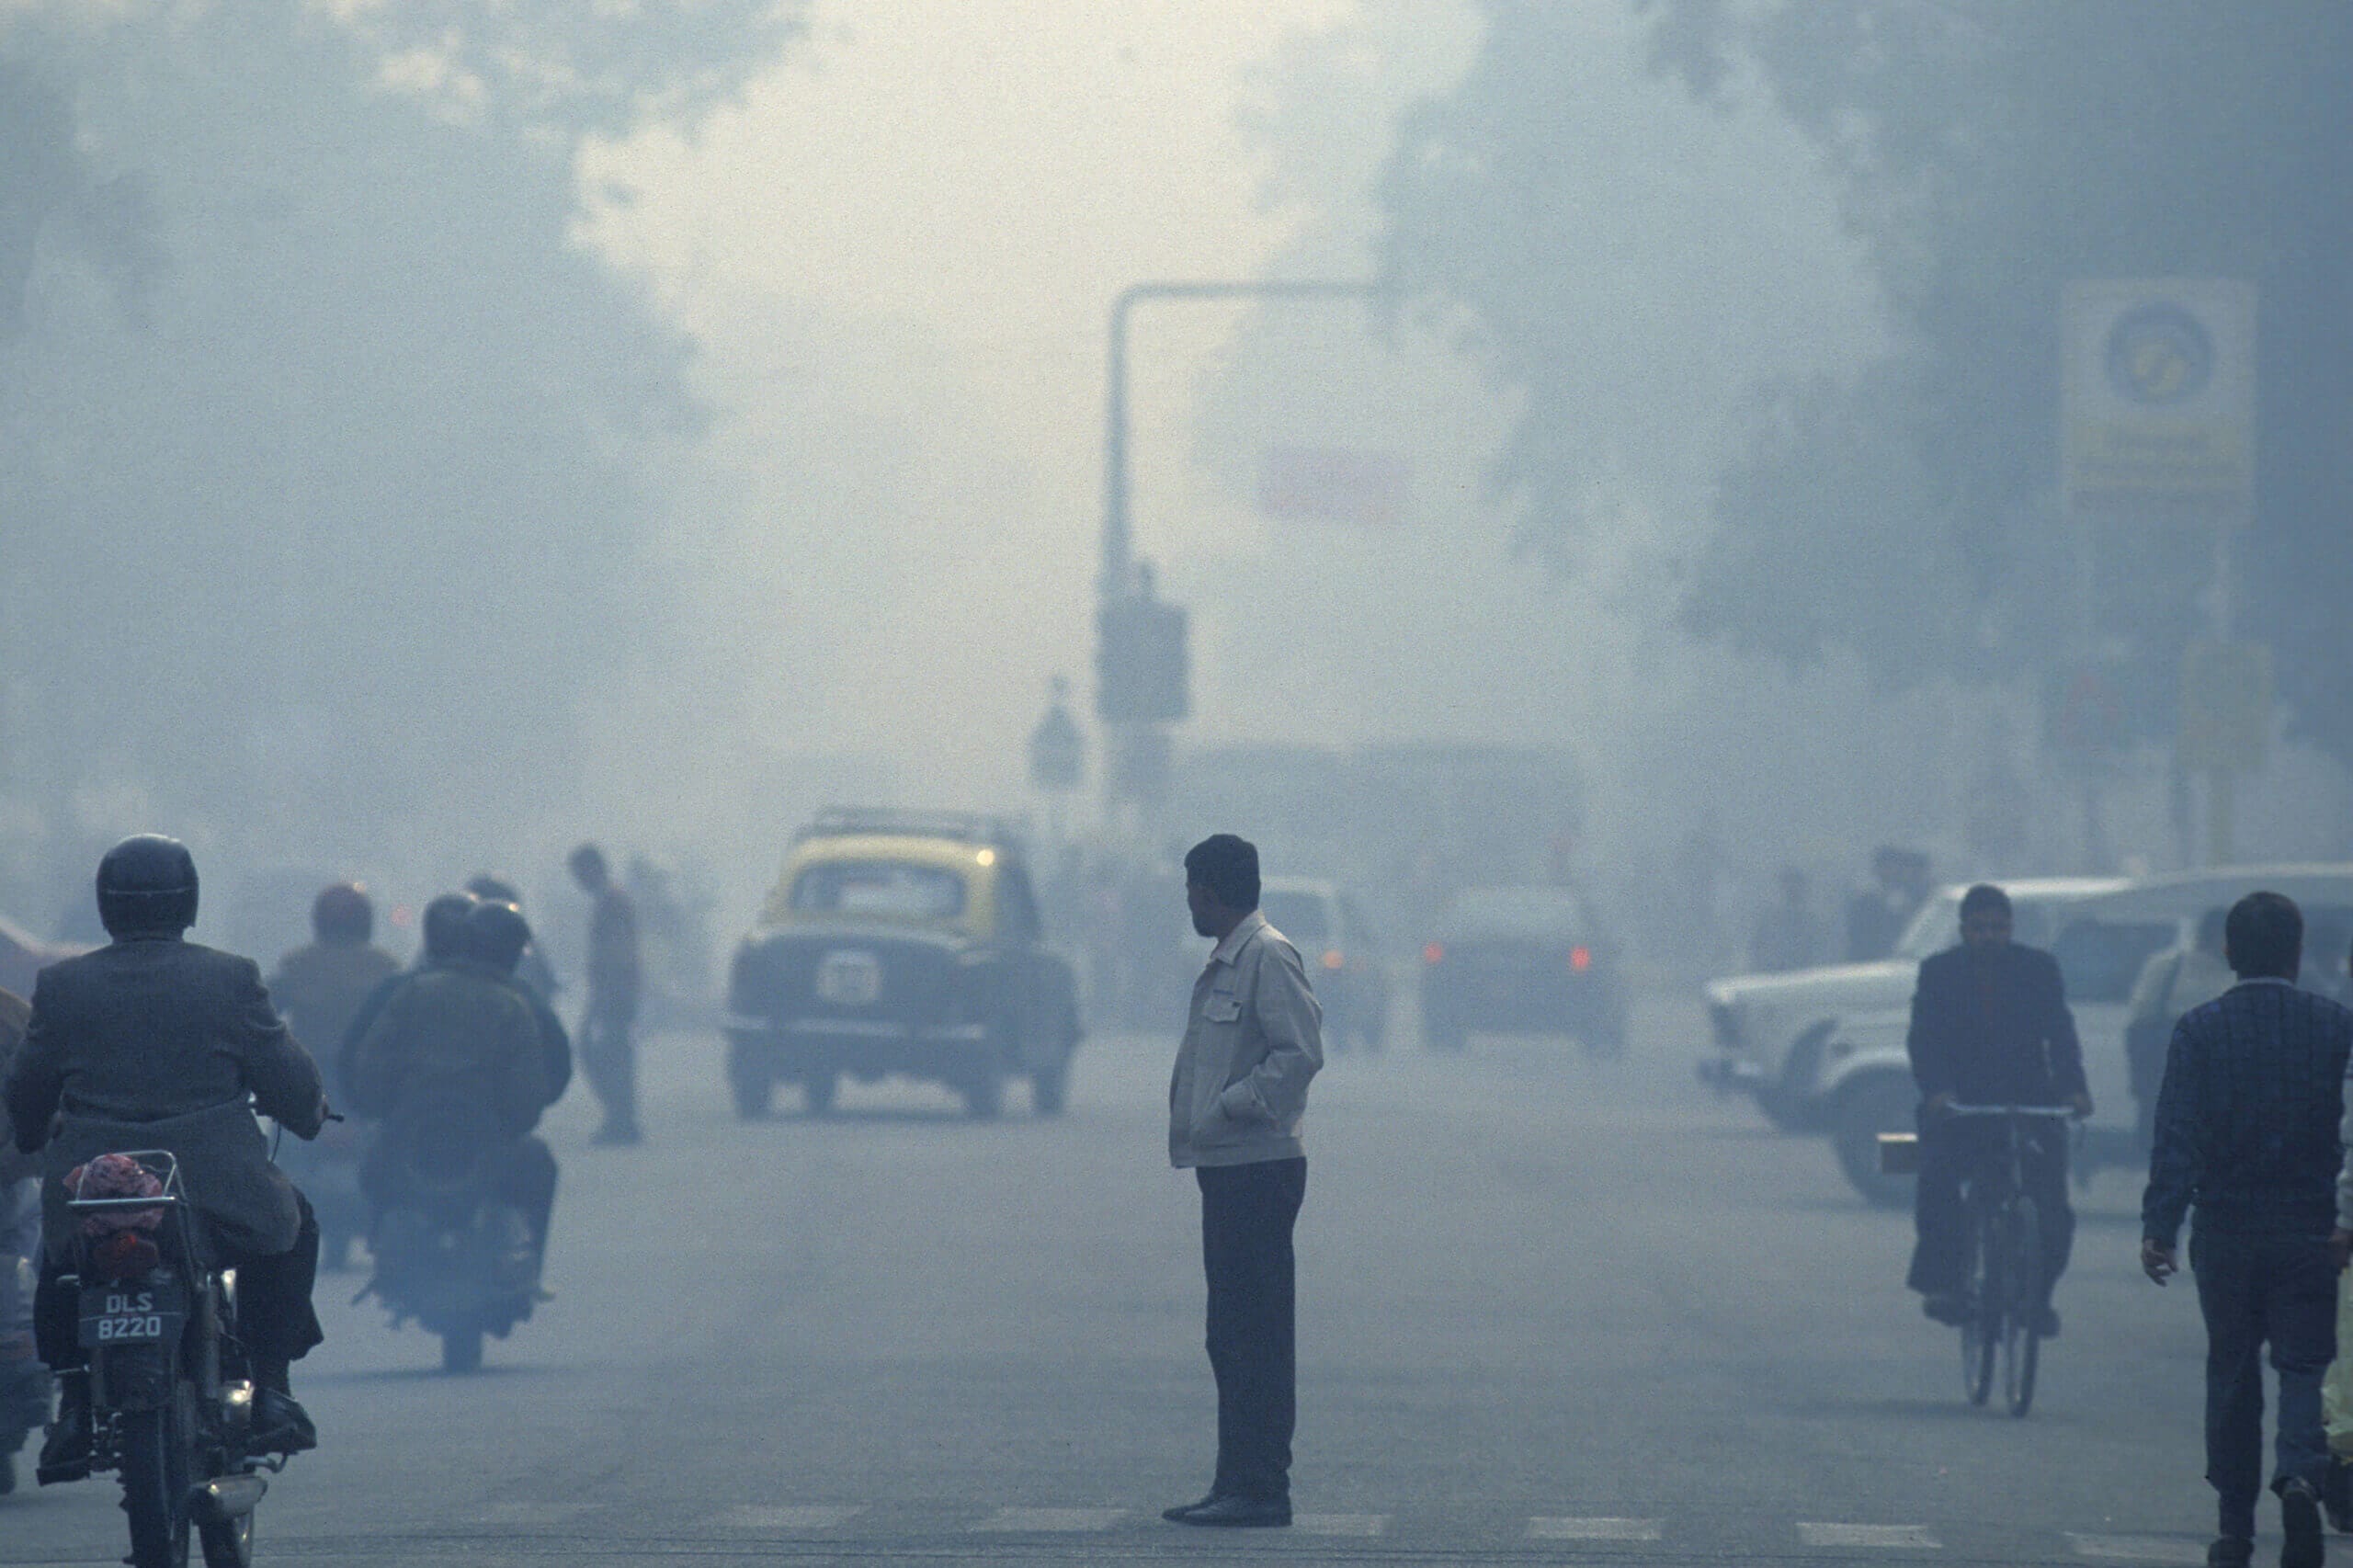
[456,900,565,1263]
[342,905,548,1254]
[0,984,49,1496]
[267,883,402,1268]
[335,890,476,1101]
[462,873,560,1003]
[2,835,328,1481]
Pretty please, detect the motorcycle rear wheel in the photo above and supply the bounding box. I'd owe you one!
[119,1382,196,1568]
[442,1327,484,1375]
[199,1509,255,1568]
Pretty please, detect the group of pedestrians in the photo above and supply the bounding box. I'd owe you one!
[1904,881,2353,1567]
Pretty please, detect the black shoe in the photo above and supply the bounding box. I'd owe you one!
[35,1374,91,1485]
[248,1388,317,1456]
[1922,1293,1972,1326]
[1171,1496,1290,1528]
[1161,1494,1222,1523]
[2209,1538,2253,1568]
[2283,1478,2325,1568]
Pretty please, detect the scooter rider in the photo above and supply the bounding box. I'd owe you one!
[335,890,476,1102]
[2,835,329,1482]
[457,899,565,1263]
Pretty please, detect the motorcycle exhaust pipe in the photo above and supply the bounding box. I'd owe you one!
[191,1473,268,1524]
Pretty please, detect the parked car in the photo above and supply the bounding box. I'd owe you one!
[1257,877,1390,1052]
[722,809,1082,1119]
[1811,863,2353,1206]
[1698,878,2129,1131]
[1419,885,1625,1056]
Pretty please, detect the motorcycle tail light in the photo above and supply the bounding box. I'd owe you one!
[1322,949,1345,971]
[92,1231,162,1282]
[1570,946,1594,972]
[1422,942,1444,966]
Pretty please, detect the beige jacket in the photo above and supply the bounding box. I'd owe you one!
[1168,912,1324,1169]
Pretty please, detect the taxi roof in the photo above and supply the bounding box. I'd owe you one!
[785,834,1005,873]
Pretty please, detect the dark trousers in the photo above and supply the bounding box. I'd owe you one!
[1906,1112,2074,1301]
[35,1191,324,1372]
[1197,1157,1305,1504]
[580,998,639,1134]
[2191,1224,2337,1539]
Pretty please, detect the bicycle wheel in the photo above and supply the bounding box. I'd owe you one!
[1961,1210,1998,1406]
[2003,1196,2045,1418]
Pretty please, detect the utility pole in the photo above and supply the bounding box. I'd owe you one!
[1096,279,1381,824]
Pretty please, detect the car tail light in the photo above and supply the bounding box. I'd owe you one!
[1422,942,1444,966]
[1322,949,1345,971]
[1570,945,1593,972]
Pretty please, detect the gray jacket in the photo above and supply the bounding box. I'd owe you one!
[1168,912,1324,1169]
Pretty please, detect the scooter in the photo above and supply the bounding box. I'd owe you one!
[358,1094,540,1374]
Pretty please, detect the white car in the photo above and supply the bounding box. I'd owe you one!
[1699,879,2128,1131]
[1813,864,2353,1205]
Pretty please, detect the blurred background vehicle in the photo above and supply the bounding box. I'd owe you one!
[1419,883,1625,1057]
[1257,876,1390,1052]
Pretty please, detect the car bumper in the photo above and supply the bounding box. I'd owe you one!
[725,1016,995,1076]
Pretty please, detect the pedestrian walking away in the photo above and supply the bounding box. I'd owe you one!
[569,843,642,1145]
[2143,891,2353,1568]
[1162,834,1323,1529]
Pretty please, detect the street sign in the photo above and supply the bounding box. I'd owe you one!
[2062,279,2256,525]
[2177,640,2272,775]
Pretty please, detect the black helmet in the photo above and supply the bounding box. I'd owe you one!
[96,834,199,938]
[463,873,520,905]
[419,892,480,965]
[464,900,532,977]
[311,881,373,944]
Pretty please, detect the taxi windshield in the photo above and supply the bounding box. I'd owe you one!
[790,860,968,921]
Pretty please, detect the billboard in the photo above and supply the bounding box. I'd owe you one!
[2062,279,2256,525]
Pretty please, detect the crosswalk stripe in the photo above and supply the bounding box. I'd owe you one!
[1529,1517,1664,1541]
[719,1506,866,1531]
[2067,1534,2209,1564]
[1799,1522,1943,1550]
[972,1506,1127,1532]
[1295,1513,1388,1536]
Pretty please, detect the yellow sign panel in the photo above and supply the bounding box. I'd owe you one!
[2178,641,2272,776]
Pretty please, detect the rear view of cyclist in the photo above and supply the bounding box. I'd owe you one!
[1904,882,2090,1335]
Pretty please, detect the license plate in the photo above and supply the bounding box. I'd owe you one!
[815,949,883,1006]
[79,1281,186,1347]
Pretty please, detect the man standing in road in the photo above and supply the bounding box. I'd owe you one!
[1905,883,2090,1334]
[1162,835,1323,1529]
[568,844,642,1146]
[2143,892,2353,1568]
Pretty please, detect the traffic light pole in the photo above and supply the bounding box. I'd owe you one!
[1099,279,1382,604]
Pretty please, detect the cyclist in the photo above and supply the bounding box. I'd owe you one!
[1904,882,2090,1335]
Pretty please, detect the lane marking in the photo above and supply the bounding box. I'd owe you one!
[972,1506,1128,1532]
[1295,1513,1388,1536]
[1529,1517,1665,1541]
[2068,1534,2209,1564]
[1799,1523,1943,1550]
[720,1506,866,1531]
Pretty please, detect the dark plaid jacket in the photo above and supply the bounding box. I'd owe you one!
[2142,978,2353,1248]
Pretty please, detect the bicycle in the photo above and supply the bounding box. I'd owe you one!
[1943,1104,2075,1418]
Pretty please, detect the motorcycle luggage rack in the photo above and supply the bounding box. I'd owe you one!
[65,1150,199,1264]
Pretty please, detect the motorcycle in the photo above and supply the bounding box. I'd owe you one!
[358,1093,540,1374]
[58,1151,274,1568]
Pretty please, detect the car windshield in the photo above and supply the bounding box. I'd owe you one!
[1444,886,1585,938]
[790,860,967,921]
[1260,891,1331,946]
[1893,890,2059,961]
[2051,919,2178,1004]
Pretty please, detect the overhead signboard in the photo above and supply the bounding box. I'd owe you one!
[2062,279,2256,526]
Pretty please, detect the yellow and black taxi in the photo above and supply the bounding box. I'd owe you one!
[722,810,1082,1119]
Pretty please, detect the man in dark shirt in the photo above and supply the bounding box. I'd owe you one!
[568,844,642,1146]
[1905,882,2090,1332]
[2143,892,2353,1568]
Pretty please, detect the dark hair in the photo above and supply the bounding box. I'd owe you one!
[2225,891,2302,980]
[1959,883,2011,921]
[312,882,373,944]
[1183,834,1259,913]
[568,843,608,883]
